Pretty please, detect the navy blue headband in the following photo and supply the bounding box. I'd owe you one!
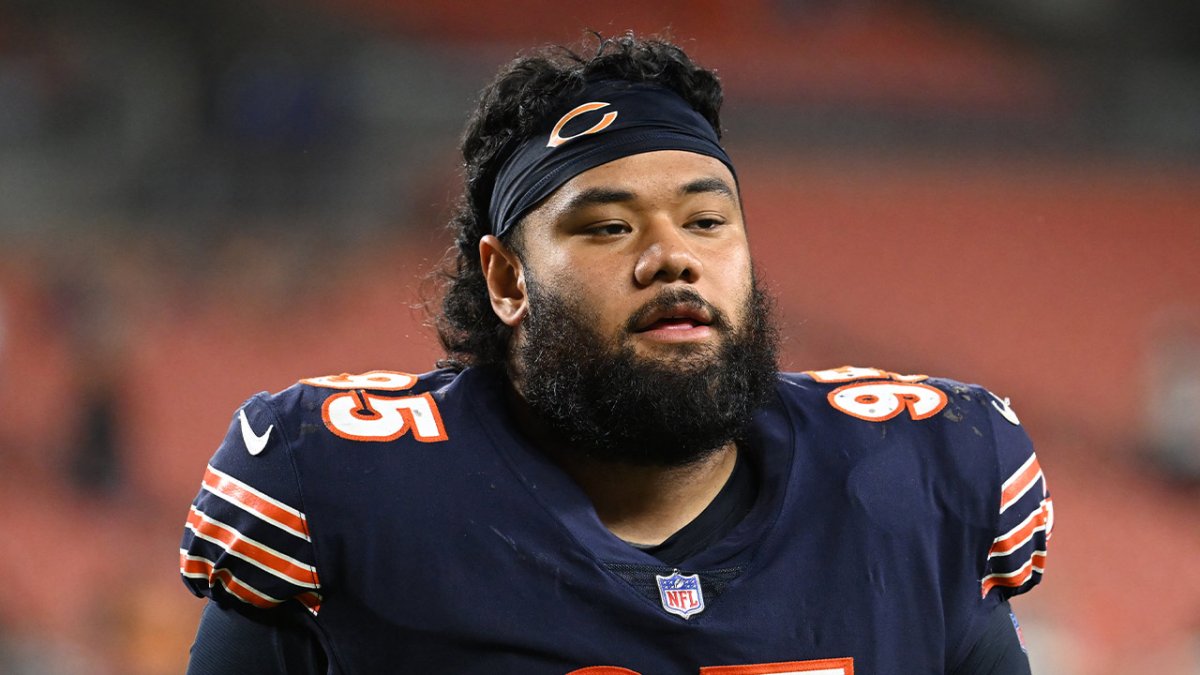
[488,80,736,238]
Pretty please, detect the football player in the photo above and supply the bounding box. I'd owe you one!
[182,34,1051,674]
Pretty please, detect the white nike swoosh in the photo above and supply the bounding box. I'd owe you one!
[989,393,1022,426]
[239,409,274,456]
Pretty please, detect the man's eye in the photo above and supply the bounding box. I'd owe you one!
[587,223,630,236]
[688,217,724,230]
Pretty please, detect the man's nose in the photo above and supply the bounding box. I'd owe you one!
[633,221,703,287]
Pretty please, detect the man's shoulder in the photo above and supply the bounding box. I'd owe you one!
[773,365,1045,542]
[259,367,463,411]
[775,365,1000,421]
[772,365,1031,485]
[180,366,496,612]
[246,366,469,435]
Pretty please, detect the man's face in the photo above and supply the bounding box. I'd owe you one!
[502,150,778,466]
[515,150,753,367]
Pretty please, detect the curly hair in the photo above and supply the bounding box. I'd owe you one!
[434,33,727,370]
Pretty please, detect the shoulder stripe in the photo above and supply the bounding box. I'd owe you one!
[1000,454,1044,513]
[988,498,1054,558]
[981,551,1047,597]
[181,551,323,615]
[180,551,283,609]
[202,465,311,541]
[186,507,319,589]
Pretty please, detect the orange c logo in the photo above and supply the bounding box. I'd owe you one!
[547,102,618,148]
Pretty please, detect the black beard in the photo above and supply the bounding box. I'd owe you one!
[514,278,780,468]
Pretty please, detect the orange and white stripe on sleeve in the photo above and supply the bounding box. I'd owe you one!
[181,462,322,615]
[981,451,1052,599]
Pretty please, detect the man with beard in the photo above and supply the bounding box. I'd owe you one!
[180,34,1051,674]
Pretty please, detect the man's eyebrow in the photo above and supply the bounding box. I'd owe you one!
[562,187,637,212]
[680,177,736,200]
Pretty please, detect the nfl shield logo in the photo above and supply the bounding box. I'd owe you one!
[655,571,705,619]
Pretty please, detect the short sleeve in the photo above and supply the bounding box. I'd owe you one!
[977,388,1053,601]
[179,393,322,616]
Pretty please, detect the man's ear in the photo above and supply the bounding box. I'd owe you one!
[480,234,528,327]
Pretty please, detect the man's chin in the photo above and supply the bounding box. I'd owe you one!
[627,336,720,366]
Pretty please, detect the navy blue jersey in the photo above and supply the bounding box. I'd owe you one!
[180,365,1051,674]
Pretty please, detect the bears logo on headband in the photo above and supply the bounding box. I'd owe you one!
[547,102,619,148]
[488,80,736,239]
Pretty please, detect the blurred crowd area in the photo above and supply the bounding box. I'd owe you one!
[1,0,1199,673]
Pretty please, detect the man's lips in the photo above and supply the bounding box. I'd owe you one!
[632,304,714,333]
[644,317,703,330]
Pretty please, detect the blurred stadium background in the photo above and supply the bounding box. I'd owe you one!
[1,0,1198,672]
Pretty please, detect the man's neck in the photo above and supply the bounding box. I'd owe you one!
[505,383,738,546]
[557,444,739,547]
